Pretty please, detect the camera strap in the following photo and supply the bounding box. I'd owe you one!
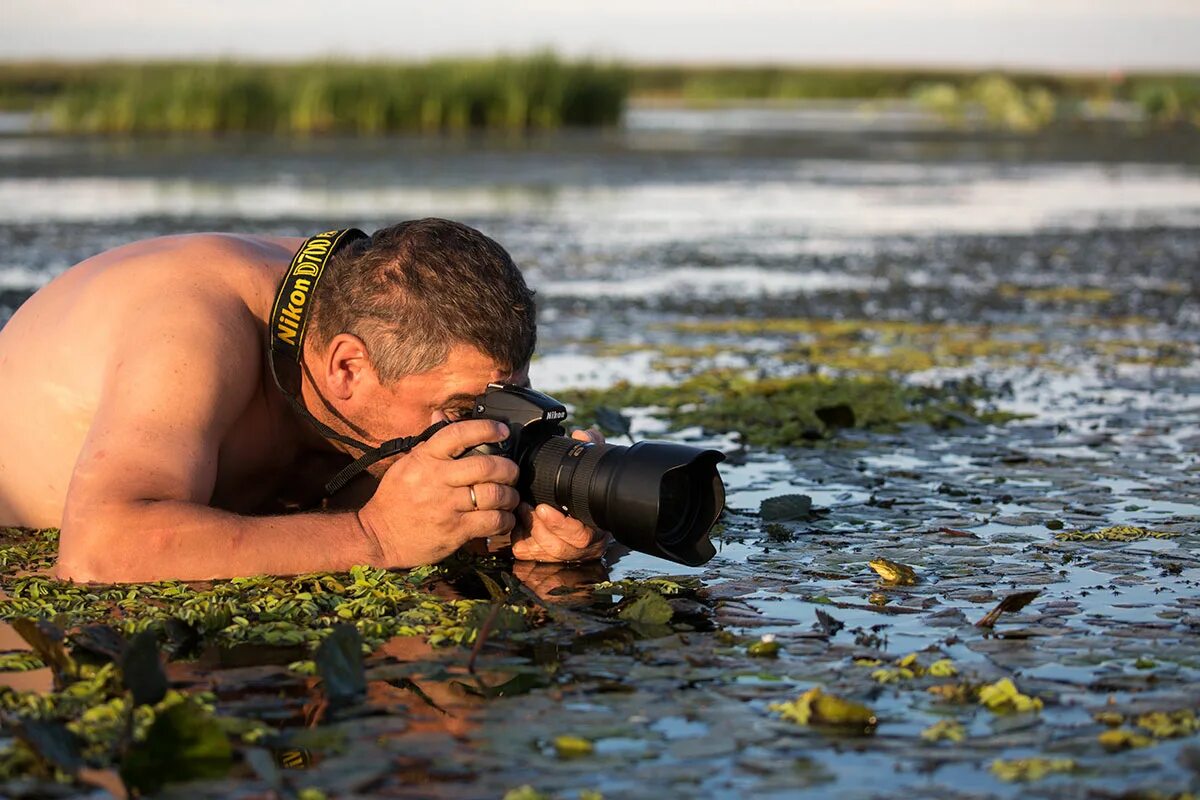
[267,228,448,497]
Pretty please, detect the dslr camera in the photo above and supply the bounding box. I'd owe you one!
[466,384,725,566]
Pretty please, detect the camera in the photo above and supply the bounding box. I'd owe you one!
[466,383,725,566]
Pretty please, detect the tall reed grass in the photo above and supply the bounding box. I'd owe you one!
[0,55,628,134]
[0,59,1196,134]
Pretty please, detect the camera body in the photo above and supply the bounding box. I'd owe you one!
[466,383,724,567]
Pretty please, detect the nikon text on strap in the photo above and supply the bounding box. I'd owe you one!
[268,228,449,497]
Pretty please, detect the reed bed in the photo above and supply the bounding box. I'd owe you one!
[0,58,1196,134]
[0,55,628,134]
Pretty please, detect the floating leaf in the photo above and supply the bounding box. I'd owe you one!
[0,651,44,671]
[748,636,780,658]
[990,758,1074,782]
[1055,525,1177,542]
[814,609,844,637]
[761,494,817,522]
[868,558,918,585]
[928,659,958,678]
[975,590,1041,628]
[1136,710,1200,738]
[978,678,1043,713]
[1099,728,1153,750]
[70,624,127,663]
[769,687,877,733]
[553,735,594,758]
[314,624,367,708]
[120,700,233,793]
[921,719,966,742]
[121,630,167,707]
[618,591,674,626]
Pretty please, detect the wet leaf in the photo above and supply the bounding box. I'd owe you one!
[315,624,367,707]
[1099,728,1153,750]
[978,678,1043,713]
[769,687,877,734]
[618,591,674,625]
[12,617,74,689]
[553,735,594,758]
[748,636,780,658]
[760,494,817,522]
[990,757,1074,782]
[1055,525,1177,542]
[1136,710,1200,738]
[121,630,167,707]
[928,659,958,678]
[868,558,918,585]
[119,700,233,793]
[814,609,844,637]
[975,590,1041,628]
[13,718,84,774]
[70,624,127,663]
[921,719,966,742]
[503,787,550,800]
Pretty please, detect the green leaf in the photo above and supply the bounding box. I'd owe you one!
[119,700,233,793]
[618,591,673,625]
[121,630,167,707]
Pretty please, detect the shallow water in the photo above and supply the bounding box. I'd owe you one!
[1,112,1199,797]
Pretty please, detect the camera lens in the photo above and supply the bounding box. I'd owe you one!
[522,436,725,566]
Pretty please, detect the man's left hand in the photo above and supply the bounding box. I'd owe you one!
[510,428,611,562]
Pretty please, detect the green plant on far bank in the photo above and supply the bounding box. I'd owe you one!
[560,371,1018,449]
[0,55,627,134]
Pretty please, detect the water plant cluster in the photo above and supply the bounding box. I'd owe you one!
[0,56,627,134]
[1,59,1196,133]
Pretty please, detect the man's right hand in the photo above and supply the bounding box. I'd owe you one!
[357,420,520,567]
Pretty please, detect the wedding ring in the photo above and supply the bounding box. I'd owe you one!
[469,485,479,510]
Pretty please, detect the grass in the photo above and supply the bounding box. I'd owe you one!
[0,58,1197,134]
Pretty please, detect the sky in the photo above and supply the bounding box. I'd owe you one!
[4,0,1200,71]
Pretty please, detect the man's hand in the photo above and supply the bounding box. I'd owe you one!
[358,420,521,567]
[510,428,610,563]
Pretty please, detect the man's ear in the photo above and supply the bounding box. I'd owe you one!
[320,333,376,400]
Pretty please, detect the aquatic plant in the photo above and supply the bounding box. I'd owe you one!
[0,56,627,135]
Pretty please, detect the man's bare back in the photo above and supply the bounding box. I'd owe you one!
[0,233,308,527]
[0,224,608,582]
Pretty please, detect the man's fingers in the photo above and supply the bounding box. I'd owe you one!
[423,420,509,460]
[463,483,520,512]
[531,505,594,551]
[445,454,520,487]
[464,509,516,539]
[570,428,605,445]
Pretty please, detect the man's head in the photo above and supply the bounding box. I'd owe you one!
[301,218,536,449]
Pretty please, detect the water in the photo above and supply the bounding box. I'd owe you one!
[2,110,1200,797]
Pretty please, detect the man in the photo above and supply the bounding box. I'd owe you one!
[0,219,608,582]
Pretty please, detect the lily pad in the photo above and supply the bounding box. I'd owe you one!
[618,591,674,626]
[761,494,817,522]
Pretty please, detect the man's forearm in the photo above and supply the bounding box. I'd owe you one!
[57,501,388,583]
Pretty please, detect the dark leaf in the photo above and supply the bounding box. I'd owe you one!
[814,608,845,637]
[474,569,507,603]
[119,700,233,794]
[14,718,84,775]
[121,630,167,707]
[815,404,856,429]
[70,624,127,663]
[164,617,203,658]
[594,406,632,438]
[315,625,367,707]
[761,494,816,522]
[12,618,74,690]
[976,590,1042,628]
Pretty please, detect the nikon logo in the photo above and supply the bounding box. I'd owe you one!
[545,411,566,420]
[275,231,340,346]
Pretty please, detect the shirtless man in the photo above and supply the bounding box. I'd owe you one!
[0,218,608,583]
